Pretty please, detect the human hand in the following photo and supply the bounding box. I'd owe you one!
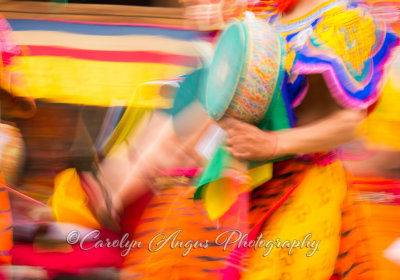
[219,118,278,161]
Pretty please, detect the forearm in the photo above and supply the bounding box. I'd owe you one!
[276,109,366,156]
[115,116,208,208]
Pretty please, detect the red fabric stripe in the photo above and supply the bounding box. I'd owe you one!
[23,45,199,66]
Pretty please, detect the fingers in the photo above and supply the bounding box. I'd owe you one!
[218,117,233,131]
[219,118,275,160]
[219,117,251,134]
[221,118,254,158]
[226,146,250,160]
[225,134,247,147]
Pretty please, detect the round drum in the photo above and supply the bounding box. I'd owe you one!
[0,124,25,186]
[205,12,286,124]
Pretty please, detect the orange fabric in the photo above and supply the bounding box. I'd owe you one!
[122,160,305,279]
[0,174,12,265]
[121,159,346,279]
[335,175,400,280]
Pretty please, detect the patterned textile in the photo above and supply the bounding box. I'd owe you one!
[268,0,399,110]
[122,159,346,279]
[119,2,398,280]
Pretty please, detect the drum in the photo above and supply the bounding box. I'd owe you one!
[204,12,286,124]
[0,124,25,186]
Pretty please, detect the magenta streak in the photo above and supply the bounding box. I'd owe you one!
[1,183,48,207]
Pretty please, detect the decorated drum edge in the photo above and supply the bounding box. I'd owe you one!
[228,19,255,122]
[260,19,286,121]
[205,19,248,121]
[270,33,286,105]
[255,30,286,122]
[227,17,283,124]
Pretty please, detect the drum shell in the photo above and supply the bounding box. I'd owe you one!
[226,17,285,124]
[205,15,285,124]
[0,124,25,186]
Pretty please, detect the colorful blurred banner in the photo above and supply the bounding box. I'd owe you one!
[7,19,214,107]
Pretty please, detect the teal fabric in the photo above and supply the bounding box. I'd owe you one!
[193,145,231,200]
[165,68,208,117]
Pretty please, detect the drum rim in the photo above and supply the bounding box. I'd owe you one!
[205,18,248,121]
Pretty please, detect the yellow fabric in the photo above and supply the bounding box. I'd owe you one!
[248,162,273,188]
[242,161,347,279]
[51,168,101,229]
[0,46,36,118]
[203,163,273,221]
[314,6,376,74]
[204,176,246,221]
[15,56,192,106]
[359,51,400,150]
[122,160,347,279]
[101,107,150,156]
[360,118,400,150]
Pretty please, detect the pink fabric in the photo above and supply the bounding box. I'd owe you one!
[0,15,22,67]
[11,230,123,278]
[160,168,201,177]
[0,15,35,111]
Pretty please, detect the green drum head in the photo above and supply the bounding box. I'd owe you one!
[205,20,247,121]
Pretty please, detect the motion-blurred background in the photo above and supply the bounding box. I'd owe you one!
[0,0,399,279]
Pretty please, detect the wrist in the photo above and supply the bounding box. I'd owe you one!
[274,130,291,158]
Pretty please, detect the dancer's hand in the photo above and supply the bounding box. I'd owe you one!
[219,118,278,161]
[220,108,366,161]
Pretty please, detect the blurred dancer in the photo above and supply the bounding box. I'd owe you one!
[115,1,399,279]
[54,1,398,279]
[0,14,36,270]
[338,3,400,277]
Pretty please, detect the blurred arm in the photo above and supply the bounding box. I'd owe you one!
[276,109,366,157]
